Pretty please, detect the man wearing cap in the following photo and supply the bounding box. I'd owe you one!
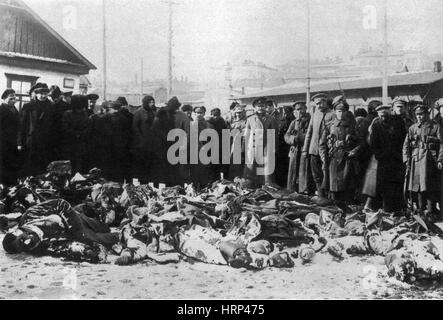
[228,104,247,180]
[403,105,443,218]
[243,97,279,187]
[132,95,156,183]
[86,94,99,116]
[392,98,414,130]
[285,101,311,192]
[189,106,213,188]
[181,104,193,121]
[301,93,335,198]
[0,89,20,185]
[319,101,360,211]
[369,104,407,214]
[266,99,283,124]
[20,83,56,176]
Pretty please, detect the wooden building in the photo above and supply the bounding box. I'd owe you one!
[0,0,96,109]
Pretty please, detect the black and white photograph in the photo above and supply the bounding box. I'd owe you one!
[0,0,443,302]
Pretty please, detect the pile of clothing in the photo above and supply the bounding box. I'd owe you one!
[1,161,443,284]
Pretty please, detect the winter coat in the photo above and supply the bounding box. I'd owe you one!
[228,119,247,180]
[0,103,20,184]
[319,117,360,192]
[302,108,335,156]
[132,105,155,151]
[19,99,56,175]
[402,121,443,192]
[243,113,279,186]
[369,115,407,192]
[284,113,310,191]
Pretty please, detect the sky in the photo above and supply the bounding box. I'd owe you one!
[24,0,443,83]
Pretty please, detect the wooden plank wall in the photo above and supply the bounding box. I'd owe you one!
[0,6,81,64]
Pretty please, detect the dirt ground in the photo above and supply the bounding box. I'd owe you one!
[2,232,443,300]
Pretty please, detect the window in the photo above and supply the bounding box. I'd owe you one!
[63,78,75,89]
[5,73,39,111]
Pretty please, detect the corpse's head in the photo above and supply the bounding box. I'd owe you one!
[2,228,41,254]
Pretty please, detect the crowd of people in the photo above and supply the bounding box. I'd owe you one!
[0,82,442,221]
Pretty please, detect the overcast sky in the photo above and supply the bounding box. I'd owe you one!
[25,0,443,83]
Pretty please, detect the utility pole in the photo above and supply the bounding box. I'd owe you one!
[140,57,144,101]
[306,0,311,107]
[168,0,173,99]
[102,0,107,100]
[382,0,388,105]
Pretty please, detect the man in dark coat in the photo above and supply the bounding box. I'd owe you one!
[107,101,133,182]
[208,107,229,181]
[132,95,156,183]
[403,105,443,217]
[301,93,335,198]
[19,83,56,176]
[285,101,310,192]
[369,104,407,214]
[50,86,72,161]
[355,100,382,210]
[276,105,295,187]
[0,89,20,185]
[61,95,91,174]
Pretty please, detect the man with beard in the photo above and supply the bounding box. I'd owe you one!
[285,101,310,192]
[301,93,335,199]
[0,89,20,185]
[243,97,279,187]
[20,83,56,176]
[369,104,407,214]
[132,95,156,183]
[61,95,91,174]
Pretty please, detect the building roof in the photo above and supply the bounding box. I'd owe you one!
[234,70,443,100]
[1,0,96,70]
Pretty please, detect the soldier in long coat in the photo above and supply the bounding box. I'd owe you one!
[19,83,56,176]
[243,97,279,187]
[301,93,335,198]
[284,101,310,192]
[319,102,360,209]
[402,105,443,216]
[369,104,407,214]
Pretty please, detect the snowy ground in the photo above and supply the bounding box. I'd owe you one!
[2,233,443,300]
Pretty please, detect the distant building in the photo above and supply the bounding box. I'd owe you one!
[234,69,443,114]
[0,0,96,109]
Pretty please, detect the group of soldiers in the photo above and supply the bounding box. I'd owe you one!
[1,82,442,219]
